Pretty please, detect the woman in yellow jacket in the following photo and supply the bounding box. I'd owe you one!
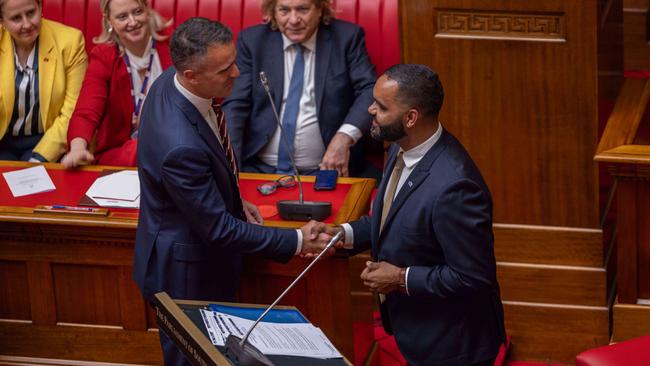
[0,0,87,162]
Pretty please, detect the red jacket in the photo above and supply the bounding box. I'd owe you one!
[67,41,172,166]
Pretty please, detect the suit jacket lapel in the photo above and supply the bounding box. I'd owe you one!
[265,32,284,111]
[379,170,430,243]
[116,46,135,119]
[314,24,331,115]
[378,130,450,241]
[169,78,228,169]
[38,28,57,126]
[166,72,241,208]
[0,30,15,132]
[371,144,398,257]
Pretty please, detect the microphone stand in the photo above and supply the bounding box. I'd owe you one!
[259,71,331,221]
[225,231,344,366]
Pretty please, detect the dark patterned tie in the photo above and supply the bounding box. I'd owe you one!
[212,101,239,182]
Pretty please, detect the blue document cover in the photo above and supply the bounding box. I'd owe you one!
[207,304,308,324]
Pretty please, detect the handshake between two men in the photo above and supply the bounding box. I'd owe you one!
[242,199,397,292]
[297,220,407,296]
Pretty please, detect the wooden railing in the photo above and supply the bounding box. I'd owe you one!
[595,77,650,307]
[595,76,650,342]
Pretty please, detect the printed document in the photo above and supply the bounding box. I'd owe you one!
[199,309,341,359]
[85,170,140,208]
[3,165,55,197]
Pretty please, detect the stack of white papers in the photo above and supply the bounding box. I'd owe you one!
[2,166,55,197]
[199,309,342,360]
[85,170,140,208]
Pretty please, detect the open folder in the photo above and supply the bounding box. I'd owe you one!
[80,170,140,208]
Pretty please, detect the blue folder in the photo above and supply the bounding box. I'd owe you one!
[207,304,308,324]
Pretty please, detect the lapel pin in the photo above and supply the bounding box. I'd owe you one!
[408,181,413,187]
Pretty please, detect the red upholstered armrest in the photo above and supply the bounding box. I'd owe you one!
[575,335,650,366]
[41,0,399,72]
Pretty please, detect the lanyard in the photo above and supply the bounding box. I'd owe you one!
[122,40,156,129]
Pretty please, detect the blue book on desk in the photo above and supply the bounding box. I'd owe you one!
[207,304,308,324]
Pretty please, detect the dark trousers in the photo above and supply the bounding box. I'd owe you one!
[0,134,43,161]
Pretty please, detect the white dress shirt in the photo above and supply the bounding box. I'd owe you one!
[341,123,444,294]
[258,30,362,171]
[173,74,302,255]
[174,74,222,145]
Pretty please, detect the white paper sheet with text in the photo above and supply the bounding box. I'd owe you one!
[2,165,55,197]
[85,170,139,208]
[199,309,341,359]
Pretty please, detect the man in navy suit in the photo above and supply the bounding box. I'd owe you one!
[133,18,332,366]
[222,0,376,177]
[311,64,506,366]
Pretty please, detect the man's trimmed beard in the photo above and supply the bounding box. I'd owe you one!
[371,116,406,142]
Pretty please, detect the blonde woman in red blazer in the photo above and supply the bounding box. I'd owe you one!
[62,0,171,167]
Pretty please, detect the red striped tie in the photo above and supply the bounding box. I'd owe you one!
[212,102,239,182]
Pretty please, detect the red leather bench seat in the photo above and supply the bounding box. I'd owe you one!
[41,0,400,74]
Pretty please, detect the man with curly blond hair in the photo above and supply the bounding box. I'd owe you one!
[223,0,376,178]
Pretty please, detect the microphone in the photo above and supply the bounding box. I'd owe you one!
[225,231,344,366]
[258,71,331,221]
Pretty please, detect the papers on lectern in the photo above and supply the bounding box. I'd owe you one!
[199,309,341,360]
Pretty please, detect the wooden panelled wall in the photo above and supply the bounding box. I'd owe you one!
[394,1,622,363]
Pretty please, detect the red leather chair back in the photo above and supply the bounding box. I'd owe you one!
[41,0,400,74]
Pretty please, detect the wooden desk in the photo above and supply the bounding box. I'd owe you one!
[0,162,375,365]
